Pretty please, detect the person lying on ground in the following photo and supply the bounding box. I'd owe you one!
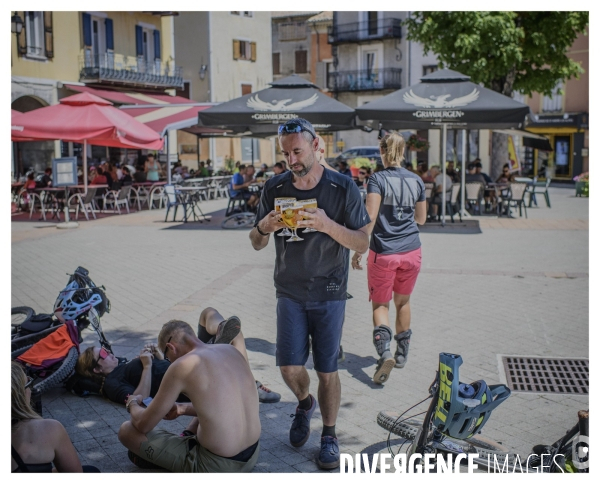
[11,362,100,473]
[118,319,261,473]
[75,308,280,405]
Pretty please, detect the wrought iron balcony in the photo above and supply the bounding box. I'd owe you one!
[327,68,402,92]
[79,53,183,89]
[328,18,402,44]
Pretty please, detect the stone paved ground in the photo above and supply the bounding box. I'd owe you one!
[11,187,589,472]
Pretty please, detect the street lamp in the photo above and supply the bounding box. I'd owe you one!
[199,64,208,80]
[11,13,23,34]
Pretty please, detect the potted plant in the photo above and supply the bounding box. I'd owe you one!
[350,157,375,177]
[574,172,589,197]
[406,134,430,152]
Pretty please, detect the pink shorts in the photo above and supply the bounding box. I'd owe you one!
[367,248,422,303]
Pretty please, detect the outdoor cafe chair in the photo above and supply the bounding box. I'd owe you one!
[148,185,165,210]
[28,192,47,221]
[465,182,485,215]
[498,182,528,218]
[131,186,150,210]
[218,176,232,198]
[67,187,97,221]
[528,176,552,208]
[102,185,131,214]
[448,183,462,222]
[164,184,190,222]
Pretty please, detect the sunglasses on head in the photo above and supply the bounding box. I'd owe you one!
[93,347,110,367]
[278,122,316,139]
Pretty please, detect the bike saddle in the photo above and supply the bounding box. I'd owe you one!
[20,313,57,335]
[432,353,511,440]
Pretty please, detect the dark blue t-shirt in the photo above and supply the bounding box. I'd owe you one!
[367,167,426,255]
[256,168,370,301]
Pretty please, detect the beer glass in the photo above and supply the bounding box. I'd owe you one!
[274,197,296,237]
[280,203,304,242]
[298,199,318,233]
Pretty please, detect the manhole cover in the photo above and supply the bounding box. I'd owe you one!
[501,356,589,394]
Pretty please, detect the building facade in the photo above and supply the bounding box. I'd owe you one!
[11,11,178,176]
[174,11,274,169]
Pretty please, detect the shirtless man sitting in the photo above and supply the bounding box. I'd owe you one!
[118,319,261,473]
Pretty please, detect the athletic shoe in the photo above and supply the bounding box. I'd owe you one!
[256,380,281,403]
[317,436,340,469]
[394,329,412,368]
[127,450,163,470]
[373,325,392,356]
[373,350,396,384]
[289,394,316,447]
[214,316,241,345]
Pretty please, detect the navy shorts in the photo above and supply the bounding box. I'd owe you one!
[276,297,345,373]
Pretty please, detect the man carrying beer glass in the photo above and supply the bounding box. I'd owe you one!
[249,118,369,469]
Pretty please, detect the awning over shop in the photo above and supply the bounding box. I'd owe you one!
[64,84,224,136]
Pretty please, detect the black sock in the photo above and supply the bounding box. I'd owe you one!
[322,424,336,438]
[298,395,312,411]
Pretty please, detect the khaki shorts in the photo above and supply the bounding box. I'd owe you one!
[138,429,260,473]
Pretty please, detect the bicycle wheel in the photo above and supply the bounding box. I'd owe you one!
[377,410,522,471]
[221,212,256,229]
[12,306,34,327]
[34,347,79,394]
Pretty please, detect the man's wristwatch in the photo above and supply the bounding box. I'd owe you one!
[126,398,140,413]
[256,224,269,237]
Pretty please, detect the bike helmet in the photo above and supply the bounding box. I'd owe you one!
[53,280,104,323]
[65,267,110,317]
[432,353,511,440]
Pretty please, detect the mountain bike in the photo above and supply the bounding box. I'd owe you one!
[363,353,589,473]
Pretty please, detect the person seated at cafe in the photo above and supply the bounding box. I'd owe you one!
[182,166,191,179]
[114,163,124,181]
[417,162,434,183]
[198,162,209,177]
[338,160,353,177]
[272,161,287,175]
[90,166,108,185]
[465,162,487,184]
[429,165,453,219]
[256,163,269,178]
[244,164,256,183]
[446,161,460,183]
[133,167,147,183]
[475,160,495,211]
[121,166,133,186]
[23,172,37,191]
[233,161,241,174]
[206,159,214,176]
[474,160,492,184]
[76,309,279,408]
[38,168,52,188]
[496,163,515,183]
[229,165,259,210]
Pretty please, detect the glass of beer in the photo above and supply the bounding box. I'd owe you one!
[298,199,318,233]
[280,203,304,242]
[275,197,296,236]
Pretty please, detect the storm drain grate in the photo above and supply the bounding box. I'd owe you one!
[501,356,589,394]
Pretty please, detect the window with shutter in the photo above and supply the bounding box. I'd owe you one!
[25,12,45,58]
[233,39,240,60]
[43,12,53,58]
[241,84,252,95]
[295,50,307,74]
[273,53,280,75]
[250,42,256,62]
[17,11,27,56]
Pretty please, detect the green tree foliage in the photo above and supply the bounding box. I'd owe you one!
[405,11,589,97]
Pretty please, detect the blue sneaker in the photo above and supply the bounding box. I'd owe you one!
[317,436,340,469]
[289,394,316,447]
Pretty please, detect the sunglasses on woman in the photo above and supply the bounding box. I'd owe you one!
[25,376,34,389]
[93,347,110,368]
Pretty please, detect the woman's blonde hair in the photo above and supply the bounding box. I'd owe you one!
[11,362,40,427]
[379,132,406,167]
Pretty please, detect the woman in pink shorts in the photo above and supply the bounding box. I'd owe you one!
[351,133,427,384]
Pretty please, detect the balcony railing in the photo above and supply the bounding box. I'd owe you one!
[328,18,402,44]
[327,68,402,92]
[79,52,183,89]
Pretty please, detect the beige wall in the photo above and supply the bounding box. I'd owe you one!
[565,31,588,113]
[12,12,81,82]
[209,12,272,102]
[110,12,161,58]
